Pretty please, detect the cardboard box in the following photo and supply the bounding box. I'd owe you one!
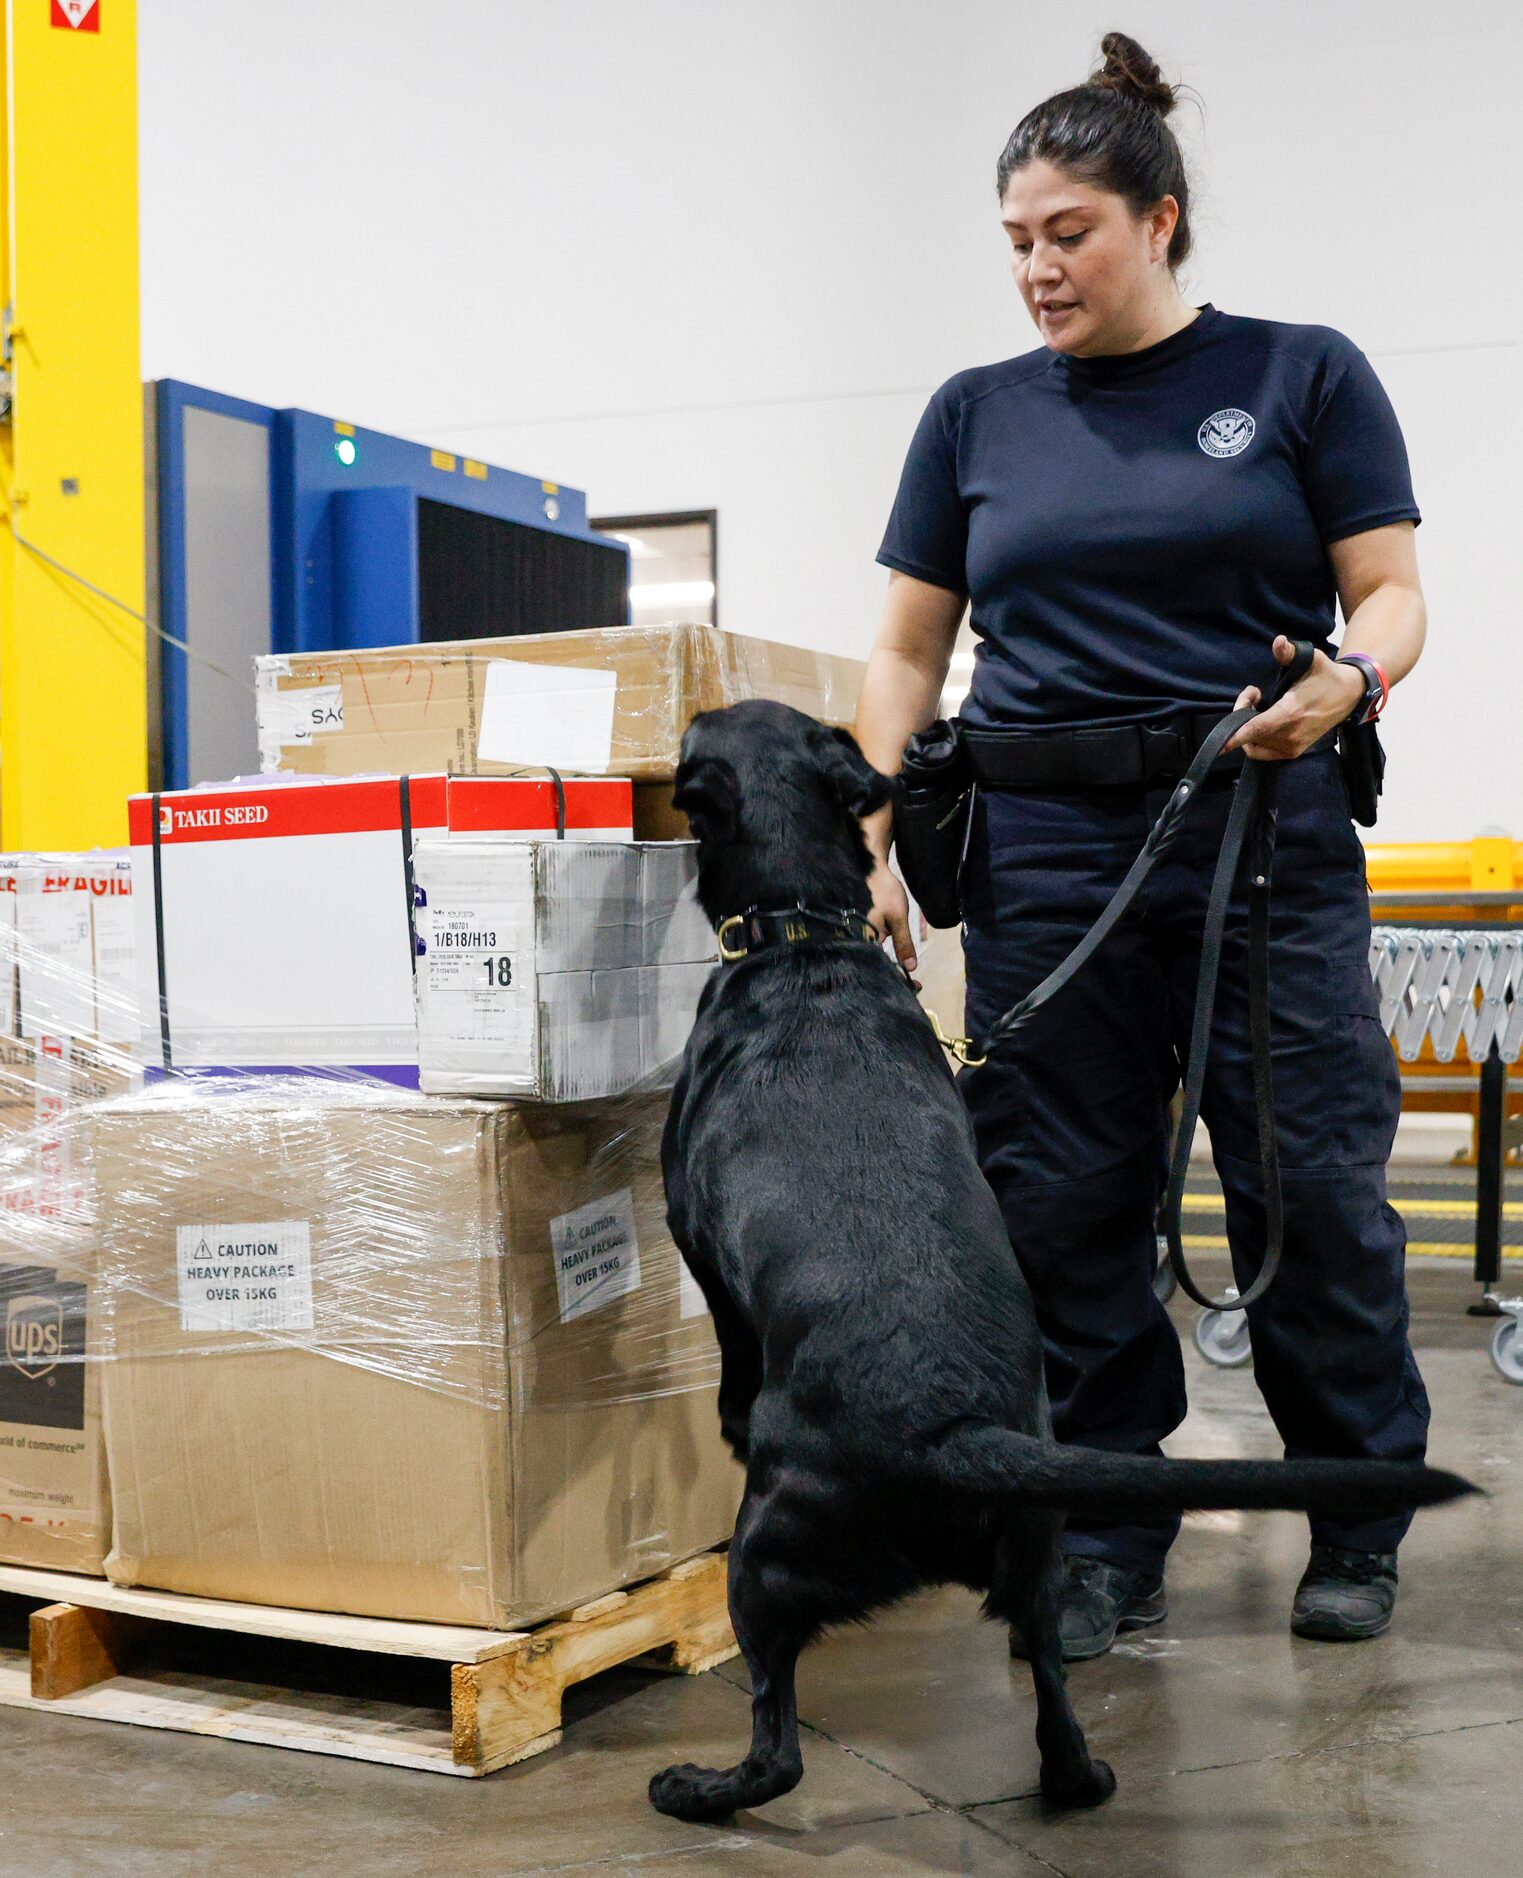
[632,782,690,843]
[0,854,137,1050]
[0,858,132,1571]
[92,1086,740,1628]
[413,838,716,1099]
[0,1038,138,1223]
[255,623,866,783]
[0,1251,110,1572]
[916,923,966,1042]
[0,856,142,1219]
[128,774,634,1080]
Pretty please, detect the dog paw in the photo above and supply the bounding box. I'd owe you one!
[648,1762,738,1824]
[1040,1757,1117,1810]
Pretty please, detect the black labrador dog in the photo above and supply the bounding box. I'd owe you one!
[651,698,1471,1823]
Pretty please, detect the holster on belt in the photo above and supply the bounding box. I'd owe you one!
[1337,717,1385,827]
[891,721,974,931]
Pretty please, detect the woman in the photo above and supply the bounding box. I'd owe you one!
[855,33,1429,1658]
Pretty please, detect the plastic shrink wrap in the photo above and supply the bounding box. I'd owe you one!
[91,1078,737,1628]
[0,854,138,1574]
[0,849,742,1623]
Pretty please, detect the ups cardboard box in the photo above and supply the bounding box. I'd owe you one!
[93,1085,740,1627]
[255,622,865,785]
[0,1253,110,1573]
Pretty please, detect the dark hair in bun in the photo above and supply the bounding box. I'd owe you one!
[996,32,1193,269]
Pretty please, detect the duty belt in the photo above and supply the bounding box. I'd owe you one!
[961,714,1246,790]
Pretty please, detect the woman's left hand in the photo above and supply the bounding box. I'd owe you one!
[1225,634,1365,761]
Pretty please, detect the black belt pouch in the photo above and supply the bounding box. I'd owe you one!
[891,720,974,929]
[1338,718,1385,827]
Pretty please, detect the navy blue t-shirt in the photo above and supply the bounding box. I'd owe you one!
[878,305,1419,730]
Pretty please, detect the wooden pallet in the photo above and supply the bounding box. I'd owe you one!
[0,1552,736,1776]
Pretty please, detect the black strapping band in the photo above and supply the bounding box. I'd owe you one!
[150,794,173,1070]
[544,766,567,839]
[399,776,420,977]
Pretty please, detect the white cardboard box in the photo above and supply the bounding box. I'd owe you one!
[128,774,634,1081]
[0,854,142,1220]
[0,854,136,1049]
[413,838,716,1099]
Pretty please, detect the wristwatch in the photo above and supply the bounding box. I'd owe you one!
[1335,653,1388,726]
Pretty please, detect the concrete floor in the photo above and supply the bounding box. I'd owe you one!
[2,1254,1519,1877]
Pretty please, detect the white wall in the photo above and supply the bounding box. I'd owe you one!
[139,0,1521,840]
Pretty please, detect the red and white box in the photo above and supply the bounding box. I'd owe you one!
[128,774,633,1080]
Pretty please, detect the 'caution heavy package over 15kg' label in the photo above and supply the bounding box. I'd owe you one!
[175,1222,314,1334]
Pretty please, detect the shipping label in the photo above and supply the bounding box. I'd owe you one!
[424,899,528,993]
[550,1189,642,1325]
[277,685,345,747]
[478,660,617,773]
[420,892,538,1059]
[176,1222,314,1335]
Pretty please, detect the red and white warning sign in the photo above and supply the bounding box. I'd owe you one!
[51,0,100,29]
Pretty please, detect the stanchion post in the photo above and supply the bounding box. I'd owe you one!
[1468,1040,1506,1315]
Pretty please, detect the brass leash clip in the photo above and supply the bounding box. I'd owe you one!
[925,1007,987,1069]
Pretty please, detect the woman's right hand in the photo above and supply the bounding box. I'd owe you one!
[868,851,919,984]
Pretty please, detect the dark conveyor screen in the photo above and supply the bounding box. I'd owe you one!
[417,498,630,641]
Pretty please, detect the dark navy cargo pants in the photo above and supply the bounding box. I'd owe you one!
[958,747,1430,1575]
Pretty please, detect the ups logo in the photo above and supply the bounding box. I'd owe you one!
[5,1295,64,1382]
[0,1271,85,1429]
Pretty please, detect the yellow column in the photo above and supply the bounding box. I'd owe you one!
[1,0,146,849]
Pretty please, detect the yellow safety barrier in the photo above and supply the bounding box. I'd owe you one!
[1365,838,1521,899]
[1363,837,1521,1160]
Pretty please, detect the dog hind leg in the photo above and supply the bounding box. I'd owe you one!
[649,1494,815,1823]
[992,1513,1116,1809]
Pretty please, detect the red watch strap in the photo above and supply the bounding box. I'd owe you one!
[1339,653,1389,721]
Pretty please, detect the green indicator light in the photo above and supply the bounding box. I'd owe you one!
[335,438,357,466]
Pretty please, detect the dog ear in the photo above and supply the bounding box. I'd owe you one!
[817,726,891,819]
[671,755,740,840]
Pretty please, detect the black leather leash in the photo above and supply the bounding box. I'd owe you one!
[946,644,1316,1314]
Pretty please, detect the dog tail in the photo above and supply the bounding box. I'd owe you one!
[925,1424,1477,1521]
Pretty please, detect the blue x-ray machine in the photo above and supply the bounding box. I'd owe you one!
[150,380,629,790]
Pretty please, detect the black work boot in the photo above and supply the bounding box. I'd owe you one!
[1291,1544,1399,1642]
[1010,1554,1167,1664]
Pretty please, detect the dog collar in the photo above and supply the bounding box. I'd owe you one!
[716,904,881,963]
